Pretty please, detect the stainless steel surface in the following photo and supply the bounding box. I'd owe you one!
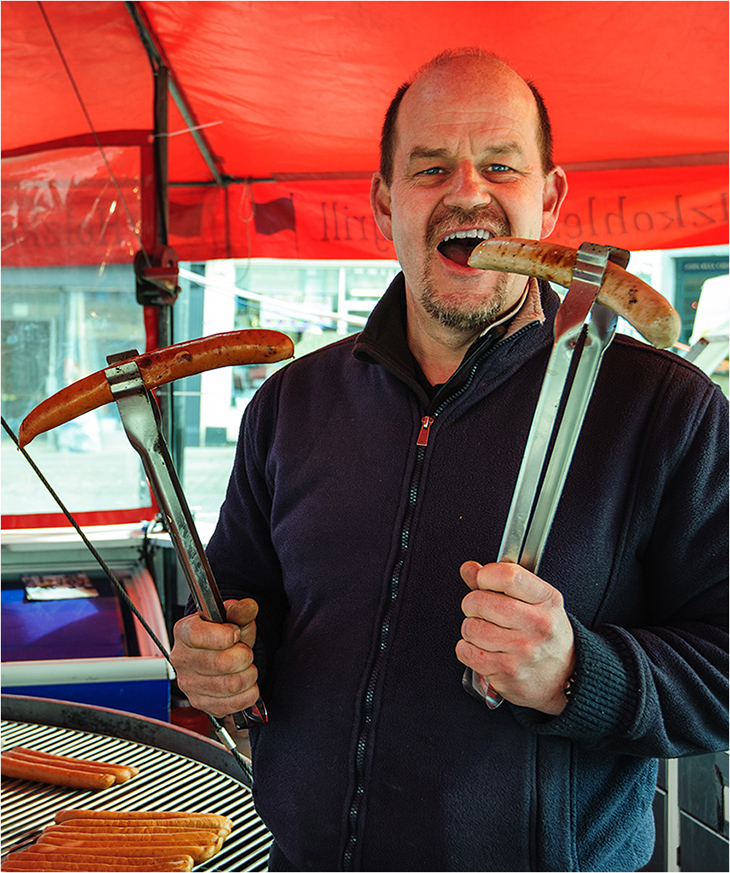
[1,695,271,871]
[105,356,267,729]
[517,302,617,571]
[464,243,627,709]
[105,358,226,625]
[497,242,616,567]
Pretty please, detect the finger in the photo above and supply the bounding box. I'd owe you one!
[171,642,260,717]
[461,614,515,649]
[459,560,483,590]
[455,638,510,681]
[173,612,241,651]
[469,562,556,606]
[224,598,258,647]
[225,597,258,627]
[178,666,261,719]
[461,588,529,629]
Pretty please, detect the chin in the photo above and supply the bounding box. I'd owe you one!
[420,272,513,330]
[422,290,509,332]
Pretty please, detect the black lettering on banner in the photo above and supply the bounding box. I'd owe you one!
[562,213,583,239]
[633,212,654,232]
[555,191,728,243]
[604,196,628,236]
[24,214,42,247]
[345,210,368,242]
[690,207,714,227]
[658,194,685,229]
[319,199,393,253]
[42,218,61,246]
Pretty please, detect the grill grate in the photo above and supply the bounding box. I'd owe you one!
[1,718,272,871]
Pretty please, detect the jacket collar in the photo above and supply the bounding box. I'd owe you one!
[354,272,560,405]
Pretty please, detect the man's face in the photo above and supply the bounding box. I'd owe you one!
[372,57,567,334]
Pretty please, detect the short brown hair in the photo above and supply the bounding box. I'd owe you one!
[378,48,555,185]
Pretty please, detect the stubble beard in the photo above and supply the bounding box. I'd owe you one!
[419,269,513,332]
[420,206,514,333]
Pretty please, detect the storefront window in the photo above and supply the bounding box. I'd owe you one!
[172,259,399,525]
[1,265,148,519]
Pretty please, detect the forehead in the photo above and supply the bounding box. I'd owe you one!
[395,57,540,156]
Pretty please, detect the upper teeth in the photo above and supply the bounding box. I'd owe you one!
[441,229,492,242]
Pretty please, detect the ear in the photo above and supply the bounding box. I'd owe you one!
[370,173,394,241]
[540,166,568,239]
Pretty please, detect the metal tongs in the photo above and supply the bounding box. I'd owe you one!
[105,352,268,729]
[463,242,630,708]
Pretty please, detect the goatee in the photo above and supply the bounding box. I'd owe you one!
[422,205,513,333]
[420,272,513,333]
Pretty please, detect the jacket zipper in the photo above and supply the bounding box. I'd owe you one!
[342,321,539,869]
[342,438,428,870]
[416,415,434,446]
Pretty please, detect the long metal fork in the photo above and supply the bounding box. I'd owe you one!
[105,354,267,729]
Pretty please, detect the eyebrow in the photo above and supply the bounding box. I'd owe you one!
[407,141,527,165]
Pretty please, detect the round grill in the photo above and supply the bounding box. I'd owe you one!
[1,695,272,871]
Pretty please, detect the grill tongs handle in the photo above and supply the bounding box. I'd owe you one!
[462,242,630,710]
[105,354,268,729]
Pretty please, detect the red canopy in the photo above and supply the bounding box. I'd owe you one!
[2,0,728,267]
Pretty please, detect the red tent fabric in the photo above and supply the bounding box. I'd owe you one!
[2,0,728,267]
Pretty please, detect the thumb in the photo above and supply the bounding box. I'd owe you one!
[460,560,483,591]
[225,597,259,629]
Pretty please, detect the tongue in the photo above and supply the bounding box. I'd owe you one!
[438,238,479,267]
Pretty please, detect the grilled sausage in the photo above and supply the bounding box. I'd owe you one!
[54,810,233,833]
[18,329,294,448]
[0,853,194,872]
[467,238,681,349]
[54,817,229,834]
[48,823,227,839]
[0,755,115,790]
[4,748,138,783]
[34,838,219,863]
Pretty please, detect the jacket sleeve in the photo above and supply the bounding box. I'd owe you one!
[513,379,729,758]
[205,380,290,686]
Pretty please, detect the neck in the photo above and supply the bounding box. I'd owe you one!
[406,310,478,385]
[405,280,533,386]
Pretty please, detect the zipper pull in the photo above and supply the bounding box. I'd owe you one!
[416,415,434,447]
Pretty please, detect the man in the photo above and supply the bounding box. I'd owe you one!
[171,50,728,871]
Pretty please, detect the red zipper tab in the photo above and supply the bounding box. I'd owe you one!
[416,415,434,447]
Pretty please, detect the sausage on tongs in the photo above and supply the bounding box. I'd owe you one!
[468,237,681,349]
[18,329,294,449]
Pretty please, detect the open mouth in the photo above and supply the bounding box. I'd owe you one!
[437,229,492,267]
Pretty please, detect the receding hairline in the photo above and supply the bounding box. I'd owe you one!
[413,47,511,78]
[379,47,555,183]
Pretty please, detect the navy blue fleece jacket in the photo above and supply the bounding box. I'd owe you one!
[206,276,728,872]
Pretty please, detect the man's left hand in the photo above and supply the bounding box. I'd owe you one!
[456,560,575,715]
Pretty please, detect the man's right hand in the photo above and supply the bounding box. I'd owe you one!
[171,598,261,719]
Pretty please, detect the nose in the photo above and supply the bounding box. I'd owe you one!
[442,161,492,209]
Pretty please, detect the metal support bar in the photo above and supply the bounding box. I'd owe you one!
[124,1,225,187]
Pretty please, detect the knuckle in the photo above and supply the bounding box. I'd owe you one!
[221,663,258,696]
[464,590,493,619]
[213,642,253,675]
[532,611,554,640]
[462,615,486,643]
[239,621,257,648]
